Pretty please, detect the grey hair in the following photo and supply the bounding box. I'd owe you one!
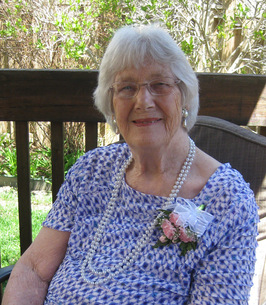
[93,24,199,132]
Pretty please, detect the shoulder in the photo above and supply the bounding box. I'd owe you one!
[68,142,129,175]
[71,142,129,168]
[206,163,254,198]
[203,163,258,223]
[198,163,259,249]
[63,143,130,191]
[47,143,130,211]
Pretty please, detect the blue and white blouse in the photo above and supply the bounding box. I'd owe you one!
[43,143,259,304]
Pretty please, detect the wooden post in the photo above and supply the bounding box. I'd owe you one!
[85,122,98,151]
[15,121,32,255]
[51,122,64,202]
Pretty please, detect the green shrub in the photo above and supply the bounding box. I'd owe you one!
[0,133,17,177]
[0,133,84,180]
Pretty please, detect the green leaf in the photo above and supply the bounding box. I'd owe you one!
[179,241,197,256]
[181,37,194,55]
[152,239,171,248]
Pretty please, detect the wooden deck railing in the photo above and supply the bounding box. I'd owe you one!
[0,69,265,254]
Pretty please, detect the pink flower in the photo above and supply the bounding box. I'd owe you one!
[169,212,183,227]
[172,235,179,244]
[159,235,168,243]
[161,219,176,240]
[179,227,195,243]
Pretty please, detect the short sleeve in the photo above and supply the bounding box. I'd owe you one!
[42,143,130,232]
[42,147,96,231]
[188,187,259,304]
[42,178,78,231]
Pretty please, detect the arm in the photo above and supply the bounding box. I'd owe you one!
[2,227,70,305]
[187,195,258,304]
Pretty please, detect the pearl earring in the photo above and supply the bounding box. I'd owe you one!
[182,108,189,129]
[113,118,120,135]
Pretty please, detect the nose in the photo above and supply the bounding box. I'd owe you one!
[134,85,155,110]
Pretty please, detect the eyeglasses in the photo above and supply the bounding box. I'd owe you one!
[110,77,181,99]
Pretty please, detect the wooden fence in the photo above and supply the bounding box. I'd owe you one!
[0,69,265,254]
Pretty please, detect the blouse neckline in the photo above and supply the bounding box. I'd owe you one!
[122,162,231,203]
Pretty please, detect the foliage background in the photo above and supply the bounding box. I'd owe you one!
[0,0,265,73]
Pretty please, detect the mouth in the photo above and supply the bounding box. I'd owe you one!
[133,118,162,127]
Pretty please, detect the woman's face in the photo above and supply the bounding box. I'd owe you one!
[112,62,184,150]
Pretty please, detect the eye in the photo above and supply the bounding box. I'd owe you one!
[153,81,168,86]
[116,82,137,93]
[150,81,171,94]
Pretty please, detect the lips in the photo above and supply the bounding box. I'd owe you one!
[133,118,162,126]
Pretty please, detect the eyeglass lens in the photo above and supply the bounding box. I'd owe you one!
[112,79,178,98]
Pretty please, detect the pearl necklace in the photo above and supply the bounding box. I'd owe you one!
[81,138,196,285]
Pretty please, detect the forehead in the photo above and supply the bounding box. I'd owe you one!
[115,62,173,82]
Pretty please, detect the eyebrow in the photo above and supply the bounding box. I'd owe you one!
[116,73,173,82]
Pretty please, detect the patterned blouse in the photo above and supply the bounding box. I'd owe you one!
[43,143,259,305]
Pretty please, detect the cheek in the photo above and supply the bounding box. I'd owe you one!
[112,98,124,121]
[164,92,183,130]
[173,89,183,110]
[112,99,132,127]
[112,97,118,116]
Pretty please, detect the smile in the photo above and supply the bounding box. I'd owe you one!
[133,118,162,126]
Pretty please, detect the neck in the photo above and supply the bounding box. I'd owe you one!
[128,134,190,175]
[126,135,192,196]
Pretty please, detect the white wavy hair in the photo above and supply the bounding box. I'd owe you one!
[94,24,199,132]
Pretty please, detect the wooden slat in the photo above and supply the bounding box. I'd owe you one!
[0,70,104,122]
[51,122,64,202]
[85,122,98,151]
[197,73,266,126]
[15,122,32,254]
[248,84,266,127]
[0,70,265,125]
[260,127,266,137]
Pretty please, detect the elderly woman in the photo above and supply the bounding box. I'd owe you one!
[3,25,258,305]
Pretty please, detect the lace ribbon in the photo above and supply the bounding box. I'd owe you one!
[167,199,214,237]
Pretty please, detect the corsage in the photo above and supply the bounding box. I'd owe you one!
[153,199,214,256]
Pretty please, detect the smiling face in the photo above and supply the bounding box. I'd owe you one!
[112,62,185,150]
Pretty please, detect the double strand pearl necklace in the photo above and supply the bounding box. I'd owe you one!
[81,138,196,285]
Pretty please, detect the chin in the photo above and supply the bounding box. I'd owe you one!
[127,134,168,150]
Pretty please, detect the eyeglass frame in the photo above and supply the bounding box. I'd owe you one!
[109,77,181,99]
